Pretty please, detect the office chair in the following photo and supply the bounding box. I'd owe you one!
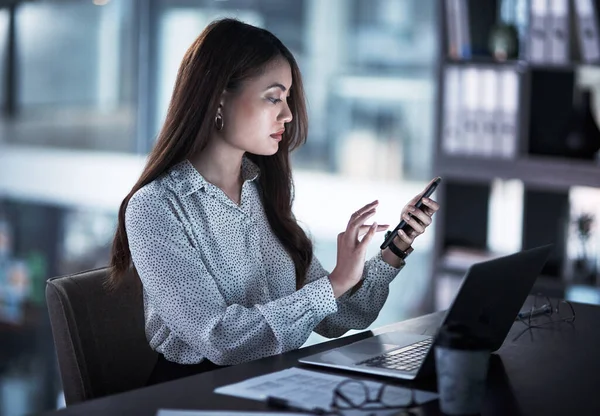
[46,267,158,405]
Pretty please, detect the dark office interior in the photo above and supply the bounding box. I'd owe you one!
[1,0,600,415]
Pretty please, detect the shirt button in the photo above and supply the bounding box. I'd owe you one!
[263,286,269,295]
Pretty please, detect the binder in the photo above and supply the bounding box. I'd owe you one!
[446,0,492,60]
[442,66,463,155]
[498,69,519,159]
[547,0,570,63]
[443,66,517,159]
[456,0,472,59]
[573,0,600,62]
[445,0,460,59]
[447,0,473,59]
[462,67,481,155]
[480,69,499,157]
[529,0,550,63]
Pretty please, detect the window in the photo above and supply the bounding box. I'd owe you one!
[3,0,137,152]
[0,8,8,121]
[152,0,437,180]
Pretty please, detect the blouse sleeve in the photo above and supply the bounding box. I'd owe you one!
[304,251,404,338]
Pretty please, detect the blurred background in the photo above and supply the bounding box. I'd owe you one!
[0,0,599,415]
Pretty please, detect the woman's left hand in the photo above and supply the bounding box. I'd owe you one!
[391,179,441,252]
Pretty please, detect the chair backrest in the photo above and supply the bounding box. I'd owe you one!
[46,267,158,405]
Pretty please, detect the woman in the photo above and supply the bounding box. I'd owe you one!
[109,18,439,385]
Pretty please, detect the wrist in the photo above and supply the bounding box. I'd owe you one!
[382,231,413,265]
[394,239,411,252]
[381,248,405,268]
[385,230,410,251]
[328,269,354,298]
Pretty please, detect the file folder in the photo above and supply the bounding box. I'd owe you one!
[548,0,570,63]
[446,0,472,59]
[529,0,550,62]
[442,66,463,155]
[498,69,519,159]
[457,0,472,58]
[480,69,499,157]
[462,67,481,155]
[445,0,460,59]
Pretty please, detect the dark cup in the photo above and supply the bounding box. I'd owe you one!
[435,323,491,415]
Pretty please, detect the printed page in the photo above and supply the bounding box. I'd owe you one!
[214,367,438,413]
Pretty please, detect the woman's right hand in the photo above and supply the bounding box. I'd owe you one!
[328,200,389,298]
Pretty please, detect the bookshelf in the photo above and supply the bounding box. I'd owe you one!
[430,0,600,311]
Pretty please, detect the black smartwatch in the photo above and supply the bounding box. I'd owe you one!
[384,231,413,260]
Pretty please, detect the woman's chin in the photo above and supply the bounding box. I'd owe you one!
[256,144,280,156]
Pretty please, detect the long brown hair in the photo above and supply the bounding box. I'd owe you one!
[109,19,312,289]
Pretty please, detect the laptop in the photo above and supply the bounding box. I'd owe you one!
[299,244,553,380]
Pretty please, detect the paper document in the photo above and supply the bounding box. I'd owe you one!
[215,367,438,414]
[156,411,304,416]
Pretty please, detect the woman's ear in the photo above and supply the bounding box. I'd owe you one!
[218,89,229,110]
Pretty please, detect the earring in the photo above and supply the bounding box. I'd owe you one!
[215,114,224,131]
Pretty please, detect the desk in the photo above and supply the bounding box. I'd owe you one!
[41,301,600,416]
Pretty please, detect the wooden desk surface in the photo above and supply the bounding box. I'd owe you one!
[41,301,600,416]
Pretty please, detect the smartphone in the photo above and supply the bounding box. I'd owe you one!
[380,176,442,250]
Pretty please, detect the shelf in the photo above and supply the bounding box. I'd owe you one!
[528,63,584,72]
[432,0,600,312]
[436,154,600,190]
[436,249,600,304]
[434,267,600,305]
[444,57,526,68]
[443,57,600,71]
[437,246,506,275]
[439,248,572,285]
[436,250,566,287]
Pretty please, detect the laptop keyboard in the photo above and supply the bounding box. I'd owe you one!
[357,338,433,372]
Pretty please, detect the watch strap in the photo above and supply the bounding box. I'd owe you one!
[384,231,413,260]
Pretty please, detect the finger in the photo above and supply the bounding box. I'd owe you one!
[396,229,415,246]
[407,206,432,226]
[421,197,440,214]
[422,205,436,216]
[350,200,379,221]
[349,209,377,239]
[402,212,425,234]
[358,224,389,237]
[358,224,389,231]
[358,222,379,248]
[350,207,377,227]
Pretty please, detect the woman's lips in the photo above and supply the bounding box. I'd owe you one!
[270,130,284,141]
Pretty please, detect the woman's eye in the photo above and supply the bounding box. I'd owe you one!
[268,97,282,104]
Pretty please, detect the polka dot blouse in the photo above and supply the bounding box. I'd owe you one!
[125,156,405,366]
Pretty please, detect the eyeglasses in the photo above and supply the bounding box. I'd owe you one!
[330,379,418,415]
[513,294,576,341]
[267,378,420,416]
